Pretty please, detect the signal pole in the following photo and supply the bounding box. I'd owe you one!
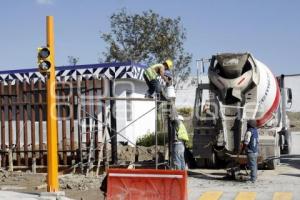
[45,16,59,192]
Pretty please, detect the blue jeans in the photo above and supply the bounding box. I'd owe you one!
[143,74,161,96]
[247,152,258,182]
[172,142,185,170]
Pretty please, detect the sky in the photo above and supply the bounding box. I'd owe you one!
[0,0,300,76]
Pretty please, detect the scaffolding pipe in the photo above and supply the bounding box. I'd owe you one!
[82,106,155,150]
[79,95,165,168]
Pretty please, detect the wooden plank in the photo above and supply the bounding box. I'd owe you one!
[85,77,90,147]
[0,81,6,167]
[15,80,21,166]
[109,80,117,164]
[101,78,108,168]
[23,81,29,166]
[8,81,13,150]
[198,191,223,200]
[38,79,44,165]
[61,77,67,165]
[93,78,99,161]
[30,80,36,170]
[235,192,256,200]
[273,192,292,200]
[69,80,75,161]
[77,75,83,172]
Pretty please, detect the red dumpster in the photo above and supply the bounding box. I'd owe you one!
[107,168,187,200]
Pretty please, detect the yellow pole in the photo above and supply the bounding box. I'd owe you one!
[46,16,59,192]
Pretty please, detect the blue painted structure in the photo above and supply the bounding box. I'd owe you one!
[0,61,146,85]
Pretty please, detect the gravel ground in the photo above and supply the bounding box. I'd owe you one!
[0,171,105,200]
[288,112,300,132]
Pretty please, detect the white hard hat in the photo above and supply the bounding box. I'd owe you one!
[177,115,184,121]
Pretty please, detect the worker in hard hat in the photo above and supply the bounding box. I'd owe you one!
[143,59,173,98]
[172,115,189,170]
[243,122,259,183]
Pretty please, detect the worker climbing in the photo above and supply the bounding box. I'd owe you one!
[143,59,173,99]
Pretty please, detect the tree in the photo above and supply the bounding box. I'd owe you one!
[100,9,192,89]
[68,56,79,66]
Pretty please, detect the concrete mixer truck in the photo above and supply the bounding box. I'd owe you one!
[193,53,292,169]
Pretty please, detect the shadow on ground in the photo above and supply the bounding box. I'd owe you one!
[280,173,300,178]
[279,155,300,170]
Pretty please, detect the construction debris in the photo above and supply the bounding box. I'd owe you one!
[59,174,104,191]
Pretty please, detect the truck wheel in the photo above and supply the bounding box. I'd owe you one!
[206,152,217,168]
[195,158,205,168]
[265,159,276,170]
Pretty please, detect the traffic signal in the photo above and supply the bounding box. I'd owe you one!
[37,46,51,75]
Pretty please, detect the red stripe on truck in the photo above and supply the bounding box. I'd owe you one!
[256,80,281,127]
[237,77,245,85]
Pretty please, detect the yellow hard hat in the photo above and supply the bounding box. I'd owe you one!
[164,59,173,69]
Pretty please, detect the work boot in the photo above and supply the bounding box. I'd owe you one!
[249,178,256,183]
[157,92,168,101]
[145,91,154,98]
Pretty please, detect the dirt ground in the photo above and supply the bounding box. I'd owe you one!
[0,144,167,200]
[0,170,105,200]
[288,112,300,132]
[1,131,299,200]
[1,154,299,200]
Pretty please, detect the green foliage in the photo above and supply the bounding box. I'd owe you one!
[136,132,168,147]
[68,56,79,66]
[287,111,300,120]
[100,9,192,88]
[287,111,300,131]
[177,107,193,117]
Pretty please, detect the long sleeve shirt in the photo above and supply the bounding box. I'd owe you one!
[244,130,252,145]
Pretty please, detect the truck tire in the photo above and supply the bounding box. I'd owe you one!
[196,158,206,168]
[265,159,277,170]
[195,152,218,168]
[205,151,217,168]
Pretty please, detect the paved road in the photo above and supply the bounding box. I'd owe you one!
[188,132,300,200]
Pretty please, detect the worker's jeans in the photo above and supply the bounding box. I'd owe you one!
[247,152,258,182]
[172,142,185,170]
[143,74,161,96]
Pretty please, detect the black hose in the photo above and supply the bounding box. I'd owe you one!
[263,154,300,162]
